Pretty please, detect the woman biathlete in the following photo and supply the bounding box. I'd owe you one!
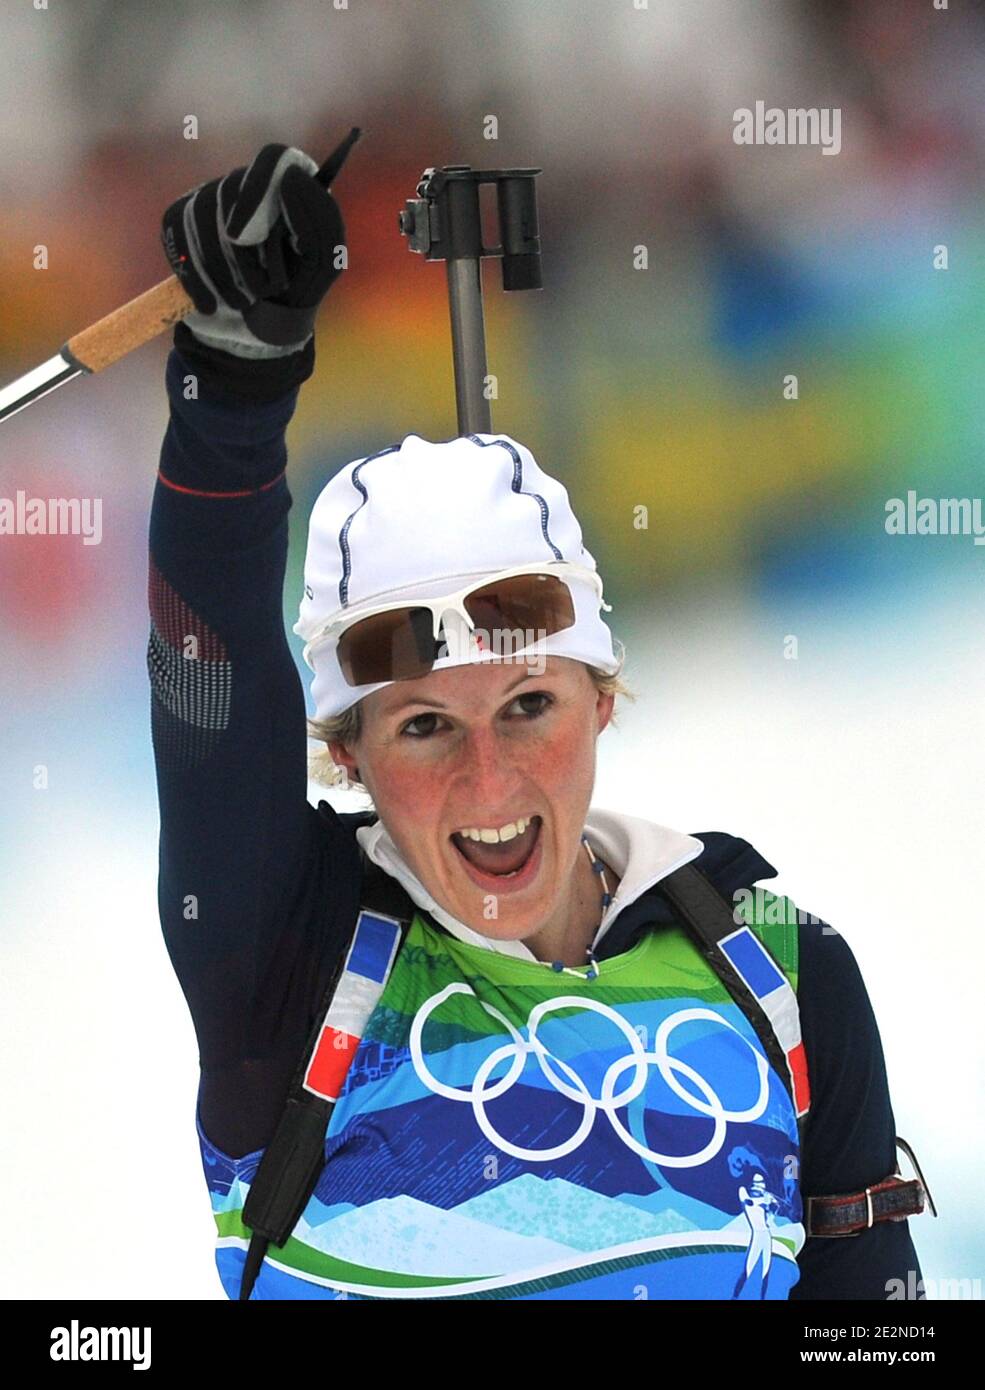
[149,138,927,1301]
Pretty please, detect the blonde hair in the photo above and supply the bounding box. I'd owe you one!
[306,654,636,796]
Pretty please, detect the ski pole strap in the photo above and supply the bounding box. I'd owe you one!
[656,862,810,1130]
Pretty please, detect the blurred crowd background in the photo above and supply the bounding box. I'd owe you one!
[0,0,981,1298]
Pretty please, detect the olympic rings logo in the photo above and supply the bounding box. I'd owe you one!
[408,984,770,1167]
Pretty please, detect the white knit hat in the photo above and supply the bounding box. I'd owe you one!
[293,432,622,722]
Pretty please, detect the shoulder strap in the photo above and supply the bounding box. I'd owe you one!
[237,852,416,1300]
[656,862,810,1137]
[659,866,938,1240]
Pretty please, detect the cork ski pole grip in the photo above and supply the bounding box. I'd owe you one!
[63,275,194,374]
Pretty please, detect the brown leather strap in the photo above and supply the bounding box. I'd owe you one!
[806,1173,926,1237]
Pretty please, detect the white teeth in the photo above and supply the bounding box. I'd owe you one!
[458,816,532,842]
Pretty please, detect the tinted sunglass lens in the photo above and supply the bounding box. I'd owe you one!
[338,607,438,685]
[465,575,575,653]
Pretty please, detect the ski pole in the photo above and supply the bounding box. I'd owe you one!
[0,128,362,427]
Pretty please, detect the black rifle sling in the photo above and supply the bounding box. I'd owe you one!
[656,862,807,1150]
[237,852,416,1300]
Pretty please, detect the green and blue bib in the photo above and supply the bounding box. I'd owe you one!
[200,897,805,1299]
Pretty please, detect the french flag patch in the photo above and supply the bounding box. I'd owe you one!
[718,925,811,1118]
[302,910,403,1102]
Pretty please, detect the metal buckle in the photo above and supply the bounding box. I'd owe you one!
[895,1134,938,1218]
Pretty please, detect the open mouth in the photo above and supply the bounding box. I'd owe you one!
[451,815,542,880]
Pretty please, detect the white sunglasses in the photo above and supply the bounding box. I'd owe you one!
[305,561,610,687]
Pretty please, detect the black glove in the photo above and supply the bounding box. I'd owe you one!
[161,137,353,400]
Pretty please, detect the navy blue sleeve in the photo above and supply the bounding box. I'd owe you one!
[148,347,363,1159]
[791,921,925,1300]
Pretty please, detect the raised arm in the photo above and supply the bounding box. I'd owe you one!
[147,142,361,1157]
